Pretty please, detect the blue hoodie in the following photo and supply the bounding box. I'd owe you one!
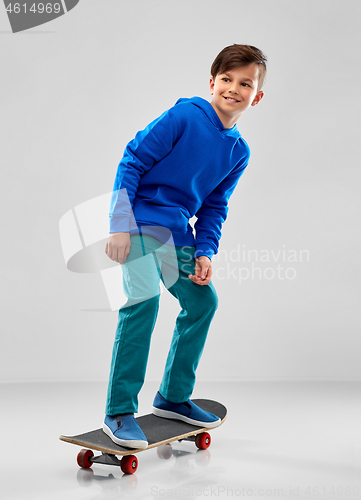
[109,96,250,260]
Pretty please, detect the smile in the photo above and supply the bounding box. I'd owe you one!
[223,96,240,103]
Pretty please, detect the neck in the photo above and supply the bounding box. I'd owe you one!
[210,101,239,129]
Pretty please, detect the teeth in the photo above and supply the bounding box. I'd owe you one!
[226,98,237,102]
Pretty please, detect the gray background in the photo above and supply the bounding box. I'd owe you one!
[1,0,360,384]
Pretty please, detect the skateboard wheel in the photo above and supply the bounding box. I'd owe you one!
[77,448,94,468]
[195,432,211,450]
[121,454,138,474]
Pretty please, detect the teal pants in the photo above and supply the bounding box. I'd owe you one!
[105,234,218,415]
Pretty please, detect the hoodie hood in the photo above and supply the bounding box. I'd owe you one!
[175,96,241,139]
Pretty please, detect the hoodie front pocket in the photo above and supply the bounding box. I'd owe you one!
[133,186,193,233]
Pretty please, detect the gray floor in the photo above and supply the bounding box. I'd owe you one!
[1,380,361,500]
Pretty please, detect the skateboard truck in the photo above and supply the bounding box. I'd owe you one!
[88,453,121,467]
[77,449,138,474]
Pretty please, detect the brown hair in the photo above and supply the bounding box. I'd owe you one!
[211,44,267,91]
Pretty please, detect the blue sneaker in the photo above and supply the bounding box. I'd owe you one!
[152,392,221,428]
[103,414,148,449]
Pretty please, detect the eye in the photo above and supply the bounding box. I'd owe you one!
[241,83,250,87]
[222,78,231,82]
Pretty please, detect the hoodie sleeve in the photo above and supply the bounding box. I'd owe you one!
[109,109,179,233]
[193,162,248,260]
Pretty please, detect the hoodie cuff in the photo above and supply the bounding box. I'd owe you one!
[193,244,215,260]
[109,215,130,233]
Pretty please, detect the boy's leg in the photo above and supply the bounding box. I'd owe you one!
[158,245,218,403]
[105,234,166,416]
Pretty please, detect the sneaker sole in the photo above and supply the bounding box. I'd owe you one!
[152,407,221,428]
[102,423,148,450]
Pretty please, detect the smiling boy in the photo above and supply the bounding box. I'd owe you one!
[104,44,267,449]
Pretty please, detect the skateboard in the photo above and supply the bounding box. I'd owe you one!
[60,399,227,474]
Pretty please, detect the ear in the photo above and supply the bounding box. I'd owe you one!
[209,77,215,95]
[251,90,264,107]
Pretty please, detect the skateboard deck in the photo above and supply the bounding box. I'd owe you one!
[60,399,227,474]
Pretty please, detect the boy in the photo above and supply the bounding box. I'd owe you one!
[104,44,266,449]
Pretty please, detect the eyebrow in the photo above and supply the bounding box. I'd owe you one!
[223,73,255,84]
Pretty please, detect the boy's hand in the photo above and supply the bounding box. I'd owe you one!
[105,232,131,265]
[188,256,212,285]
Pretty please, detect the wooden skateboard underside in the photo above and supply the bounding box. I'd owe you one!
[60,399,227,457]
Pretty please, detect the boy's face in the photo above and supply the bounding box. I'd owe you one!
[209,64,264,128]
